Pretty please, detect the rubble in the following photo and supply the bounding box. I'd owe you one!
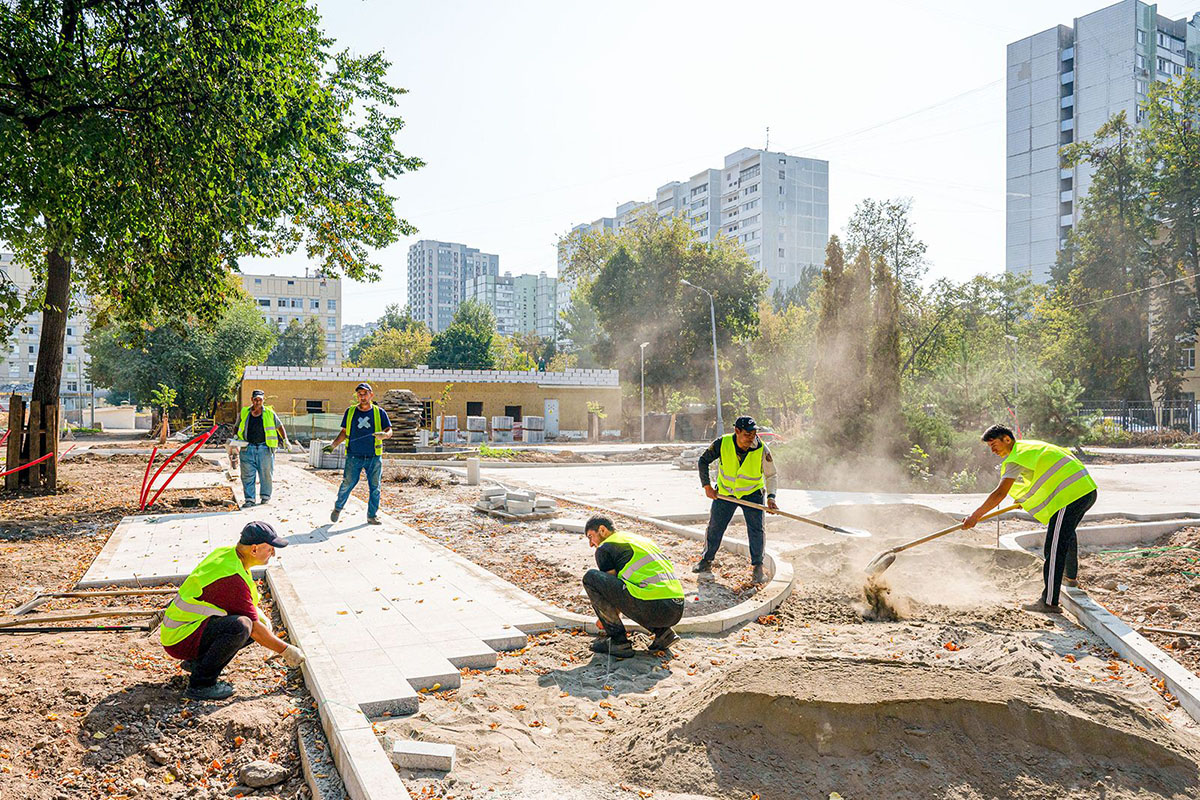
[474,487,556,518]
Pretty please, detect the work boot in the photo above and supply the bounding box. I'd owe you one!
[752,564,767,584]
[180,660,196,674]
[1063,577,1079,588]
[1022,599,1063,614]
[692,560,713,574]
[329,508,341,523]
[367,517,382,525]
[185,681,234,701]
[650,629,680,652]
[590,638,635,659]
[259,496,270,506]
[242,500,256,509]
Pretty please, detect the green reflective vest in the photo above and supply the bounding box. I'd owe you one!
[715,434,765,498]
[604,530,684,601]
[345,404,385,456]
[237,405,278,448]
[160,546,259,647]
[1002,439,1098,525]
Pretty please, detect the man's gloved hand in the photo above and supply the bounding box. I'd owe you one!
[322,444,333,453]
[281,644,306,667]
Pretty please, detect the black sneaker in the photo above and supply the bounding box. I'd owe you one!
[242,500,256,508]
[591,638,634,659]
[752,564,767,584]
[330,508,341,523]
[650,629,680,651]
[259,497,270,506]
[691,560,713,574]
[180,660,196,674]
[185,681,234,701]
[367,517,382,525]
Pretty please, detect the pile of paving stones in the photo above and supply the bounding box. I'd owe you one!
[475,487,556,517]
[378,389,424,452]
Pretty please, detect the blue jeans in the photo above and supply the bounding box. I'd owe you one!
[335,454,382,518]
[239,444,274,503]
[702,489,765,566]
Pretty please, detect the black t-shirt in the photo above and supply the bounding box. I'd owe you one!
[595,540,635,574]
[244,413,266,445]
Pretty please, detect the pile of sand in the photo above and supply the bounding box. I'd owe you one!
[609,657,1200,799]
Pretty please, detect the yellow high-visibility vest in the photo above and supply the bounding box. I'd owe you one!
[603,531,684,601]
[1003,439,1098,524]
[237,405,278,448]
[160,547,259,647]
[715,434,764,498]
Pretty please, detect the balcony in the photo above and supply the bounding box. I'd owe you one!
[1061,94,1074,108]
[1061,46,1074,61]
[1060,213,1074,227]
[1060,167,1073,179]
[1060,118,1074,131]
[1060,189,1074,203]
[1061,70,1074,84]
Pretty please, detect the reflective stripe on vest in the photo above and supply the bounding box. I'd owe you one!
[159,547,259,647]
[1002,439,1098,525]
[604,531,684,601]
[344,404,384,456]
[238,405,278,448]
[715,434,765,498]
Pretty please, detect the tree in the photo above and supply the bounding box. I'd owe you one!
[558,283,604,368]
[348,303,426,362]
[149,383,177,444]
[845,198,928,296]
[355,327,432,369]
[0,0,421,485]
[87,293,276,416]
[868,255,901,453]
[428,300,495,369]
[267,318,327,367]
[491,335,537,371]
[746,300,813,424]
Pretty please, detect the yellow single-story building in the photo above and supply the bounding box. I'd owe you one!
[238,365,623,439]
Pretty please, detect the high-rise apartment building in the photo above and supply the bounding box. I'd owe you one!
[556,201,646,323]
[467,271,557,340]
[1,252,95,421]
[1007,0,1200,283]
[561,148,829,302]
[240,272,342,367]
[341,321,379,360]
[407,240,500,333]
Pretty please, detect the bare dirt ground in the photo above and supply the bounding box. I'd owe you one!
[1081,526,1200,675]
[312,465,761,617]
[442,445,688,464]
[0,456,312,800]
[355,491,1200,800]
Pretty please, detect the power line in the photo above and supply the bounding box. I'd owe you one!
[1064,269,1200,310]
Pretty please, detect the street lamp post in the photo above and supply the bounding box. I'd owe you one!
[680,279,724,437]
[639,341,649,444]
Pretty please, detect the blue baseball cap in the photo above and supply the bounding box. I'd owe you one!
[238,521,288,548]
[355,382,372,392]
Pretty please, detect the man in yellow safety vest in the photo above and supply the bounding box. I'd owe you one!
[583,515,685,658]
[964,424,1098,614]
[161,522,305,700]
[694,416,778,584]
[326,382,392,525]
[235,389,291,508]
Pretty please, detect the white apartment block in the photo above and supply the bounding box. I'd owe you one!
[1,252,95,421]
[562,148,830,302]
[407,240,500,334]
[341,321,379,360]
[1007,0,1200,283]
[467,271,557,340]
[240,272,342,367]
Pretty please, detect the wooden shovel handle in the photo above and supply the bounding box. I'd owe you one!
[891,504,1021,554]
[714,494,851,534]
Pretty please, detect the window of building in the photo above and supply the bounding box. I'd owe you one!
[66,327,73,336]
[779,185,785,195]
[1138,54,1147,70]
[66,346,73,355]
[1183,346,1197,371]
[328,299,337,310]
[258,298,270,307]
[67,382,77,392]
[778,157,786,164]
[747,245,761,256]
[254,278,262,284]
[505,405,522,421]
[287,279,295,285]
[778,248,786,258]
[327,316,336,327]
[779,169,786,179]
[466,401,483,417]
[28,364,34,373]
[305,399,325,414]
[743,184,759,196]
[277,298,287,307]
[1137,79,1148,95]
[1138,29,1147,44]
[1157,57,1169,73]
[290,298,301,308]
[27,345,34,354]
[66,363,76,373]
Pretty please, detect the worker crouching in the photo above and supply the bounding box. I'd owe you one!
[582,516,684,659]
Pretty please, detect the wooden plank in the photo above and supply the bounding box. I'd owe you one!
[44,402,58,489]
[11,587,177,615]
[0,608,162,629]
[25,400,41,489]
[5,395,24,491]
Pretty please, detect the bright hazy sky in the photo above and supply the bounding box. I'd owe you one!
[239,0,1200,324]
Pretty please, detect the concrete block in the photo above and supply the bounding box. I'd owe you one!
[384,645,461,691]
[387,739,455,772]
[506,500,534,514]
[435,637,499,669]
[550,519,585,533]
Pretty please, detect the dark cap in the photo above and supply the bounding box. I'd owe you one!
[734,416,757,432]
[250,389,265,398]
[238,521,288,548]
[355,382,373,392]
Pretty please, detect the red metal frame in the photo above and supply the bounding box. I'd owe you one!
[140,425,217,511]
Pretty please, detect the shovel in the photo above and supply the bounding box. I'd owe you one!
[864,504,1020,578]
[715,494,871,538]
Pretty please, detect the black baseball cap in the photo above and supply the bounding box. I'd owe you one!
[238,521,288,548]
[355,382,373,392]
[734,416,757,432]
[250,389,265,398]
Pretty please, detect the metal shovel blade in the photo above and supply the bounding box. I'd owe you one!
[864,549,898,578]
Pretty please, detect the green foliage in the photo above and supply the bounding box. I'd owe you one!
[665,392,701,414]
[0,0,421,406]
[491,335,538,371]
[428,301,496,369]
[558,282,604,368]
[267,318,327,367]
[904,445,932,484]
[1018,373,1089,445]
[845,198,928,297]
[348,304,427,362]
[150,384,177,414]
[87,294,276,415]
[478,444,516,459]
[354,326,432,369]
[586,401,607,419]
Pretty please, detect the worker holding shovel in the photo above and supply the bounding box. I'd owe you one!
[693,416,778,584]
[963,425,1098,614]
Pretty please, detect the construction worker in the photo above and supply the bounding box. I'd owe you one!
[235,389,291,508]
[583,515,684,658]
[160,522,305,700]
[326,382,392,525]
[693,416,778,584]
[963,425,1098,613]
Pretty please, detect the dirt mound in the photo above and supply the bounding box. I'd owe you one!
[807,502,959,536]
[609,657,1200,799]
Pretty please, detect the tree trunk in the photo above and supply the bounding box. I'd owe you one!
[32,247,71,407]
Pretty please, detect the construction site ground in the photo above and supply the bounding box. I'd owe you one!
[0,454,312,800]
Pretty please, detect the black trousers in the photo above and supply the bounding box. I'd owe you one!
[1042,490,1097,606]
[191,614,254,688]
[582,569,683,644]
[702,489,765,565]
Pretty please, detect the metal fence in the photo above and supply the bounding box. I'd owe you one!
[1078,401,1199,434]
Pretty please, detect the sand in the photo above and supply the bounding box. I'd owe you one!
[378,501,1200,799]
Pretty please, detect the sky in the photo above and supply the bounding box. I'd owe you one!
[239,0,1200,324]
